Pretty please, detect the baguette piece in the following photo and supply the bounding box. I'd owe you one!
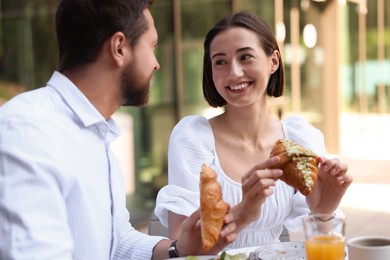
[270,139,320,195]
[200,164,228,252]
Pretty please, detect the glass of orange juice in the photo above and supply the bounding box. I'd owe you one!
[303,214,346,260]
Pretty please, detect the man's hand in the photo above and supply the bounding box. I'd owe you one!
[176,207,237,256]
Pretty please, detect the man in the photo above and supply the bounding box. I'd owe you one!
[0,0,236,259]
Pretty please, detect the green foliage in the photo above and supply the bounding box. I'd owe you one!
[0,0,58,91]
[0,80,26,102]
[366,28,390,60]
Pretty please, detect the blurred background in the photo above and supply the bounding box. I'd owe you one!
[0,0,389,234]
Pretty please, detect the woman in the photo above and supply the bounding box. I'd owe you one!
[155,11,352,249]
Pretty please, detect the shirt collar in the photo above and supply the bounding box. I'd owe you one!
[46,71,120,140]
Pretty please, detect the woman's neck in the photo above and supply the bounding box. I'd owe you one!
[219,103,277,144]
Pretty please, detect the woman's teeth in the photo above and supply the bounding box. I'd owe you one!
[229,83,249,90]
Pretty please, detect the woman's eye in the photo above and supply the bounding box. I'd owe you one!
[215,60,226,65]
[241,54,253,60]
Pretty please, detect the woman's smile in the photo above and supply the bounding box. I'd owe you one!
[227,81,252,92]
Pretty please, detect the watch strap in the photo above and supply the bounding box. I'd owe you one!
[168,240,179,258]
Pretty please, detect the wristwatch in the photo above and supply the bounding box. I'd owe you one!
[168,240,179,258]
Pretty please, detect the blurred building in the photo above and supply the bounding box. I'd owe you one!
[0,0,389,225]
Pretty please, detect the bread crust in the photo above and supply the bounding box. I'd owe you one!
[270,139,319,195]
[200,164,228,252]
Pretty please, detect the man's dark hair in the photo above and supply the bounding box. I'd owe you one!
[202,11,285,107]
[56,0,154,72]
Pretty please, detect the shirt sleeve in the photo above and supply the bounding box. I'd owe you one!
[154,115,215,227]
[0,116,73,260]
[283,192,311,232]
[283,115,327,157]
[114,225,166,260]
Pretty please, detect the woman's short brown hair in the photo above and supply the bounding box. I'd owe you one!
[203,11,285,107]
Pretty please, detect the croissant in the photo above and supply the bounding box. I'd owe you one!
[200,164,228,252]
[270,139,320,196]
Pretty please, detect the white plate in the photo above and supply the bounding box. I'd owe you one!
[164,255,217,260]
[254,241,306,259]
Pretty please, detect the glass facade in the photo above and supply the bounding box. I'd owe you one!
[1,0,389,225]
[340,0,390,113]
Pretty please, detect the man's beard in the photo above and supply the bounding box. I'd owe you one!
[120,62,151,107]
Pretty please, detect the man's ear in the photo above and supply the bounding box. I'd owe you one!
[110,32,131,67]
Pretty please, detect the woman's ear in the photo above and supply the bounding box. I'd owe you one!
[270,50,280,74]
[110,32,131,67]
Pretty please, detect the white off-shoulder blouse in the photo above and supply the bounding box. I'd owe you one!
[155,115,327,249]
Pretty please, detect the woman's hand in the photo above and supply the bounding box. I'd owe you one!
[175,207,237,256]
[306,157,353,214]
[232,156,283,231]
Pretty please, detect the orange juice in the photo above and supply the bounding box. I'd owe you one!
[305,234,345,260]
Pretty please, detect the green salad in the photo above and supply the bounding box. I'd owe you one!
[219,251,248,260]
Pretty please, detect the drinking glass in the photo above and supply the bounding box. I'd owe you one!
[303,214,346,260]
